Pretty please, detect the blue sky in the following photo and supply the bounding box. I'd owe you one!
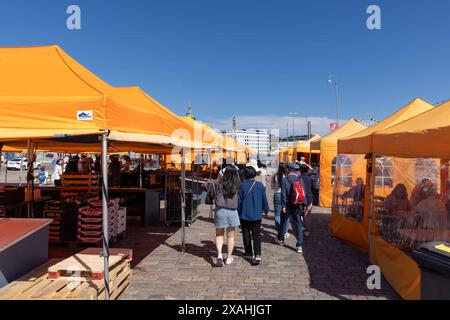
[0,0,449,136]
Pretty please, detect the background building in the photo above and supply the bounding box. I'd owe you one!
[220,128,270,156]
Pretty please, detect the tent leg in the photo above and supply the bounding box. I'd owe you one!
[4,158,7,183]
[181,148,186,253]
[19,153,24,186]
[367,154,376,255]
[139,154,143,189]
[208,149,213,219]
[101,131,110,300]
[26,139,32,218]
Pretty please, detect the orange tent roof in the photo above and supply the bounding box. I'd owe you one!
[0,45,194,149]
[294,135,321,154]
[372,100,450,158]
[311,119,367,151]
[338,98,434,154]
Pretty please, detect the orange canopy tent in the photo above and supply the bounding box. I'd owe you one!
[279,145,294,163]
[0,46,198,150]
[310,119,368,208]
[366,100,450,300]
[0,45,209,298]
[338,98,435,154]
[328,98,435,255]
[292,135,321,162]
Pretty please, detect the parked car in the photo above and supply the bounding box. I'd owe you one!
[6,158,41,171]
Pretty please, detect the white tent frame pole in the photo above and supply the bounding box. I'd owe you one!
[101,131,110,300]
[181,147,186,253]
[27,139,32,218]
[19,153,24,186]
[367,153,376,256]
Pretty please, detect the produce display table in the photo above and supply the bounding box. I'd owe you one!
[0,218,52,288]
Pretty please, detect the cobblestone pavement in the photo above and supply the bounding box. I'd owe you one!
[121,205,399,300]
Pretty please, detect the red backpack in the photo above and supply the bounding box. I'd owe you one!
[289,177,305,205]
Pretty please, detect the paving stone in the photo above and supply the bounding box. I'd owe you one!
[120,203,399,300]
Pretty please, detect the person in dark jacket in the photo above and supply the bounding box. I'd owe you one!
[204,165,242,267]
[276,163,308,253]
[238,166,270,265]
[300,164,313,237]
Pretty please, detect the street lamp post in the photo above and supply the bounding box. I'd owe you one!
[288,112,297,146]
[327,75,340,128]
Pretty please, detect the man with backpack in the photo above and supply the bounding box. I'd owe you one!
[276,163,308,253]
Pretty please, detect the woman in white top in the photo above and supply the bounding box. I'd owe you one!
[53,159,63,187]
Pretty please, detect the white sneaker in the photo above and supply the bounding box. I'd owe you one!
[225,257,234,265]
[284,233,290,238]
[296,246,303,254]
[304,231,310,237]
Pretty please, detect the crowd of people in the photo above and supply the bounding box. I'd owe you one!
[36,154,155,188]
[381,178,448,234]
[203,157,319,267]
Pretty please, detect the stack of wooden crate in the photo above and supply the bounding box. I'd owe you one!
[45,200,79,243]
[78,198,126,243]
[61,174,99,201]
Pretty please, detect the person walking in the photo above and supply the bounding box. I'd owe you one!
[276,163,308,253]
[204,165,242,267]
[238,166,270,265]
[37,166,48,187]
[271,164,289,235]
[300,164,314,237]
[53,159,63,187]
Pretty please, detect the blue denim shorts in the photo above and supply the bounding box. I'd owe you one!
[215,207,240,229]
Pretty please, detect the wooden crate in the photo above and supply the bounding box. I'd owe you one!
[61,174,99,197]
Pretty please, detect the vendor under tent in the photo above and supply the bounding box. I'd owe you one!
[310,119,368,208]
[292,134,321,163]
[0,45,214,299]
[367,100,450,300]
[331,98,434,253]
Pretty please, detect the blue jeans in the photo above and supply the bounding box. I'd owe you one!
[277,205,304,248]
[273,193,289,234]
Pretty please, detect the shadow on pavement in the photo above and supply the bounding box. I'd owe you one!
[302,211,399,300]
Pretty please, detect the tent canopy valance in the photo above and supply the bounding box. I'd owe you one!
[338,98,434,155]
[372,100,450,158]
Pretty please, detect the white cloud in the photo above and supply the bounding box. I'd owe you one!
[203,115,342,137]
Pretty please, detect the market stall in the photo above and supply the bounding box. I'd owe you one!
[367,100,450,300]
[0,45,208,299]
[310,119,368,208]
[333,98,434,252]
[292,135,321,164]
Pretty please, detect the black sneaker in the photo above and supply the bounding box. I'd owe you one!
[242,253,254,259]
[216,257,224,267]
[252,255,262,266]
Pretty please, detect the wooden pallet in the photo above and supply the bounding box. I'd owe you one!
[0,257,132,300]
[47,250,129,281]
[0,259,97,300]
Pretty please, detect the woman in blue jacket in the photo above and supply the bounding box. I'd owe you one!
[238,166,270,265]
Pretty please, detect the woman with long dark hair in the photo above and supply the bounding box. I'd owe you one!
[271,164,289,234]
[204,165,242,267]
